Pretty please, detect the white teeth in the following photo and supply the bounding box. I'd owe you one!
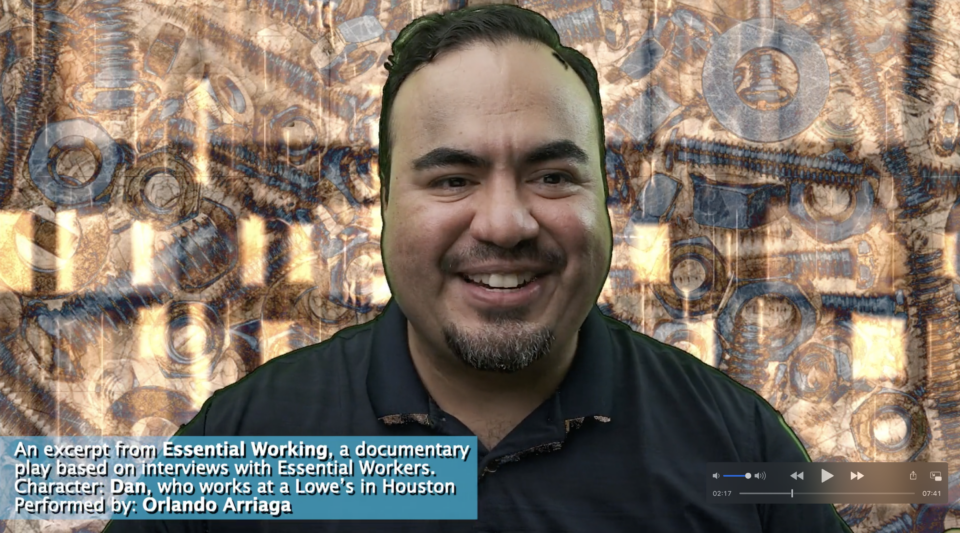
[465,272,536,289]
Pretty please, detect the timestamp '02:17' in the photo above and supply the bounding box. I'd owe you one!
[712,490,732,497]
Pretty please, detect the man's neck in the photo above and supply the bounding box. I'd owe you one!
[406,322,578,450]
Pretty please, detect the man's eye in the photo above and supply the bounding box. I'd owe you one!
[434,177,469,189]
[539,173,571,185]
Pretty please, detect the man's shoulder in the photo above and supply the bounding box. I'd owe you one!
[599,313,793,462]
[600,312,766,413]
[188,317,380,435]
[226,317,376,392]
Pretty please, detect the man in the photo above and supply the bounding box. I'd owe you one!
[105,4,853,532]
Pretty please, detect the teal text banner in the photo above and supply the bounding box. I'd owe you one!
[1,436,478,520]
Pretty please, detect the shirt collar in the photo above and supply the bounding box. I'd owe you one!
[367,299,615,424]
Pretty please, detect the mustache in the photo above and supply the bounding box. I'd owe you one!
[440,240,566,273]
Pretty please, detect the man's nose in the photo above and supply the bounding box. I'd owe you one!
[469,177,539,248]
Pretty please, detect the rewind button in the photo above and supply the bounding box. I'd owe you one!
[790,472,804,480]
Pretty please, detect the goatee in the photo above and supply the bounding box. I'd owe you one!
[442,317,555,373]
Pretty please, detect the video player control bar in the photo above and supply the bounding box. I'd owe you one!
[706,462,948,504]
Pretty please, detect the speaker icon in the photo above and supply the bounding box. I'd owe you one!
[713,473,719,479]
[755,472,767,480]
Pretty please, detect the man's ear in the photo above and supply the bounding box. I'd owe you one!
[379,180,390,236]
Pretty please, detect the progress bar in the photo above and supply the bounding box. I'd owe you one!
[741,492,916,497]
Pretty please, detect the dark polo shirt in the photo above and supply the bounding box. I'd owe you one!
[104,300,853,533]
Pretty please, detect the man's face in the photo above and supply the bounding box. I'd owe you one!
[381,39,612,372]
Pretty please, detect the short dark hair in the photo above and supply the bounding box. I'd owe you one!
[378,4,606,203]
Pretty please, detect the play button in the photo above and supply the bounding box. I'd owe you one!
[822,469,833,483]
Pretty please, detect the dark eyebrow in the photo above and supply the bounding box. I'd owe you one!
[411,147,489,171]
[410,140,590,172]
[523,139,589,167]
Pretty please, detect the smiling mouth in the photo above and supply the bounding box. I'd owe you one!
[460,272,539,290]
